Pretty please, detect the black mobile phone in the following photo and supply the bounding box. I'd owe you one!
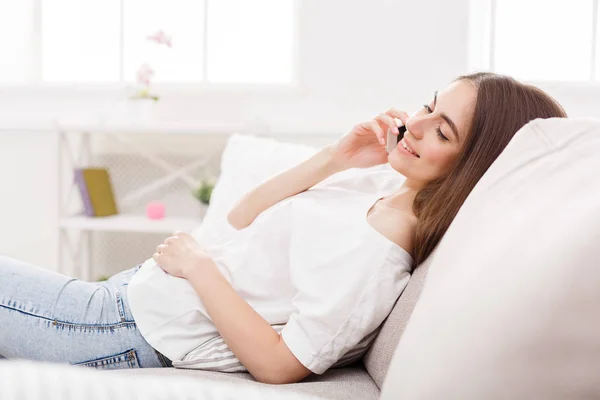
[386,125,407,154]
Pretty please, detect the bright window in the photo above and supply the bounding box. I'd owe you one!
[0,0,296,84]
[43,0,122,82]
[470,0,600,82]
[206,0,295,84]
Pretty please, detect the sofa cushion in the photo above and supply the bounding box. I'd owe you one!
[362,252,434,389]
[0,359,319,400]
[109,365,380,400]
[381,117,600,399]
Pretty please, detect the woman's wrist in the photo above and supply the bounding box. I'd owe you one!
[322,144,349,174]
[184,254,221,282]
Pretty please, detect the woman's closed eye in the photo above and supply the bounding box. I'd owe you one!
[423,105,449,142]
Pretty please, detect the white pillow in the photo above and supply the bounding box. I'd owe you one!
[192,134,319,247]
[381,117,600,399]
[193,133,406,248]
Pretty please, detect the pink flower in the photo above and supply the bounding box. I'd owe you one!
[136,63,155,86]
[146,30,172,48]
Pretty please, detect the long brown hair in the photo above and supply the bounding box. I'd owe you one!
[412,72,567,266]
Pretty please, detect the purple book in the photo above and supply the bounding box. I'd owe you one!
[74,168,95,217]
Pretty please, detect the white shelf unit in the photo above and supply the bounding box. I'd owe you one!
[59,214,204,234]
[55,119,248,281]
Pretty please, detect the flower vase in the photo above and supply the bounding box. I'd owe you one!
[127,98,157,125]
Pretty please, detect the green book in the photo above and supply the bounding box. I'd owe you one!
[81,168,118,217]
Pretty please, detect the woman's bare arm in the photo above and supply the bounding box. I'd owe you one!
[227,144,346,230]
[185,261,312,384]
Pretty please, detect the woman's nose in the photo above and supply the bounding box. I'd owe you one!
[405,116,427,139]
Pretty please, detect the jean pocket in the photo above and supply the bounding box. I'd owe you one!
[73,349,140,370]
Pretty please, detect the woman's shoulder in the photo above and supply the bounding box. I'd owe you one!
[368,203,417,260]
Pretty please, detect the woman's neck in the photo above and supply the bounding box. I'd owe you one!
[382,184,419,216]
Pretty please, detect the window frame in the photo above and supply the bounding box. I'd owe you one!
[5,0,301,95]
[468,0,600,89]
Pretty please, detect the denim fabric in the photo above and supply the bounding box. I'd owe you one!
[0,256,172,369]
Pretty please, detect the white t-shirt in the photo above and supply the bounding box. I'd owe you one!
[127,178,413,374]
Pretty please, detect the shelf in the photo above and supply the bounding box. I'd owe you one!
[59,214,203,234]
[54,118,340,137]
[55,119,247,136]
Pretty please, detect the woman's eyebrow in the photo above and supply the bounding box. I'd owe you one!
[433,91,460,141]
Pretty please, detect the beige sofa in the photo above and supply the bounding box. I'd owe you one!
[108,253,432,400]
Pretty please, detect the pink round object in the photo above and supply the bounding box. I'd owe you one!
[146,201,165,220]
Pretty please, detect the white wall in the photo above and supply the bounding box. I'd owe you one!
[0,130,57,268]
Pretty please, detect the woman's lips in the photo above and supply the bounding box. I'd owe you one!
[397,140,419,158]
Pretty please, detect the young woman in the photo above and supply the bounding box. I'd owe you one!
[0,72,566,384]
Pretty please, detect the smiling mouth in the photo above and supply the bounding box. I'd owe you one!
[399,139,419,158]
[396,128,420,158]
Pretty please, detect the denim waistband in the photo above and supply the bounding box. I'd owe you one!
[112,264,173,368]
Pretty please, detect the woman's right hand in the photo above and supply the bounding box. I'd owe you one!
[329,108,409,170]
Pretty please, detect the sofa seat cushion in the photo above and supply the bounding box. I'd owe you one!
[0,359,318,400]
[108,365,380,400]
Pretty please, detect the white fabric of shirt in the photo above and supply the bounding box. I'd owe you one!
[127,177,413,374]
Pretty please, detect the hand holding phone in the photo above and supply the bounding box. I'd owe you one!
[386,124,407,154]
[329,109,409,170]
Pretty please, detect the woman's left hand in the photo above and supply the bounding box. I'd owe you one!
[153,231,212,279]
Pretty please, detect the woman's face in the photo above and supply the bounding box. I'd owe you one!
[388,80,477,187]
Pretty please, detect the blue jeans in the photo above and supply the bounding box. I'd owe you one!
[0,256,172,369]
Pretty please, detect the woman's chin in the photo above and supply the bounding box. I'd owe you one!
[387,148,408,174]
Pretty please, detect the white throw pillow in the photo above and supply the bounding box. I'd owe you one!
[381,117,600,399]
[191,133,319,247]
[192,133,406,248]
